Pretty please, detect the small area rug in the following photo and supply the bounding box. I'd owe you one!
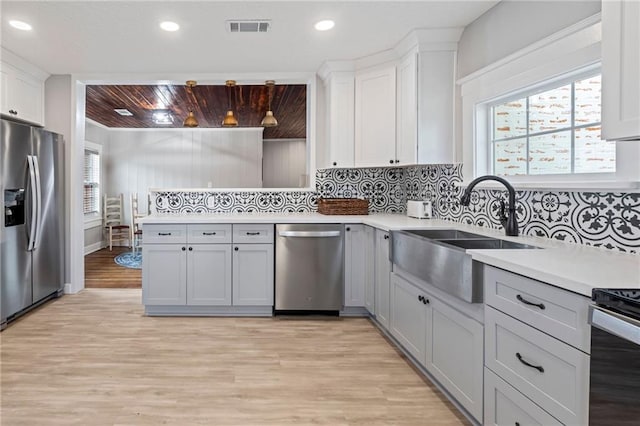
[114,251,142,269]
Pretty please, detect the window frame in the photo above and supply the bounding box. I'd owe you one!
[83,141,102,229]
[487,69,610,178]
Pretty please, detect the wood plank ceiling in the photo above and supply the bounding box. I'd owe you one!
[85,84,306,139]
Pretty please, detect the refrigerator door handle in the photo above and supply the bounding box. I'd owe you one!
[26,155,38,251]
[32,155,43,250]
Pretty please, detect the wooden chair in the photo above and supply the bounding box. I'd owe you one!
[104,194,130,251]
[129,193,145,252]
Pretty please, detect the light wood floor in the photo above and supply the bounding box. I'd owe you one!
[85,247,142,288]
[1,289,468,426]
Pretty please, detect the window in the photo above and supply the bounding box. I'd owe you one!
[491,74,615,176]
[83,145,101,216]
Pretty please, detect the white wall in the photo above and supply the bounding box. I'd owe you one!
[44,75,73,285]
[457,0,602,79]
[263,139,307,188]
[104,128,263,219]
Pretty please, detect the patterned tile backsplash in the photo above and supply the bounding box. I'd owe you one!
[151,164,640,253]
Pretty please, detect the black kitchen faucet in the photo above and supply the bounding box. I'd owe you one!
[460,175,519,236]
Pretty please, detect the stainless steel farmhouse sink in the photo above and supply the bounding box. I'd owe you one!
[389,229,541,303]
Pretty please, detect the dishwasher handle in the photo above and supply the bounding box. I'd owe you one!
[278,230,341,238]
[589,305,640,346]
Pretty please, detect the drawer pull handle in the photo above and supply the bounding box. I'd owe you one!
[202,232,217,236]
[158,232,172,236]
[246,232,261,236]
[516,352,544,373]
[516,294,545,310]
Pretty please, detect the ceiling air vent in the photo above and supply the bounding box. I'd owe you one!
[226,20,271,33]
[114,109,133,116]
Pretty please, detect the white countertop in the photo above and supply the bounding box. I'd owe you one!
[140,213,640,297]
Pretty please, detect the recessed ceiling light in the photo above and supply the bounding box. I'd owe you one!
[9,20,32,31]
[160,21,180,32]
[314,20,335,31]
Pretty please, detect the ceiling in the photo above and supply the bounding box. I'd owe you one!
[1,1,499,74]
[86,83,307,138]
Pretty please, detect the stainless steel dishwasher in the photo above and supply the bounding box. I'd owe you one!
[275,224,344,313]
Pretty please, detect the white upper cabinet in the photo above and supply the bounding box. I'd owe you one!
[323,72,355,168]
[354,65,397,167]
[396,52,418,165]
[416,50,457,163]
[0,50,47,126]
[602,0,640,141]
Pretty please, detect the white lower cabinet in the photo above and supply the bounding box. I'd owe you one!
[389,273,428,362]
[143,224,274,311]
[426,296,484,421]
[484,265,591,426]
[187,245,232,306]
[363,226,376,315]
[485,368,562,426]
[344,224,366,307]
[389,272,484,422]
[142,244,187,305]
[374,230,391,328]
[232,244,273,306]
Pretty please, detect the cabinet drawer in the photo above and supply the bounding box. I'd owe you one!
[233,224,274,244]
[485,368,562,426]
[143,224,187,244]
[187,224,232,244]
[484,265,591,352]
[485,307,589,425]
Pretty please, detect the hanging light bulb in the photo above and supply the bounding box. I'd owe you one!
[222,80,239,127]
[183,80,199,127]
[261,80,278,127]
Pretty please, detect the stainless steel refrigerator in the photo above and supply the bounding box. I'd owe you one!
[1,118,65,328]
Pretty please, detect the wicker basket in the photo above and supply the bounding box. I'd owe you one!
[317,198,369,215]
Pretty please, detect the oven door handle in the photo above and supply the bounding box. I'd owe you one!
[589,305,640,346]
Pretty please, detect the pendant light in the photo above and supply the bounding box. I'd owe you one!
[183,80,199,128]
[222,80,239,127]
[261,80,278,127]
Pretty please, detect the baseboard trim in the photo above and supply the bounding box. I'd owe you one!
[144,305,273,317]
[84,241,105,255]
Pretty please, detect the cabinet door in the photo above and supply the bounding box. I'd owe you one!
[602,0,640,140]
[0,62,43,125]
[187,244,232,306]
[232,244,274,306]
[344,224,366,307]
[485,368,562,426]
[364,226,376,315]
[396,52,418,165]
[389,273,427,364]
[142,244,187,305]
[426,297,484,421]
[325,73,355,168]
[375,230,392,328]
[354,66,397,167]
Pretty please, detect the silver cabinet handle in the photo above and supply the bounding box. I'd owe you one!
[589,305,640,345]
[278,231,341,238]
